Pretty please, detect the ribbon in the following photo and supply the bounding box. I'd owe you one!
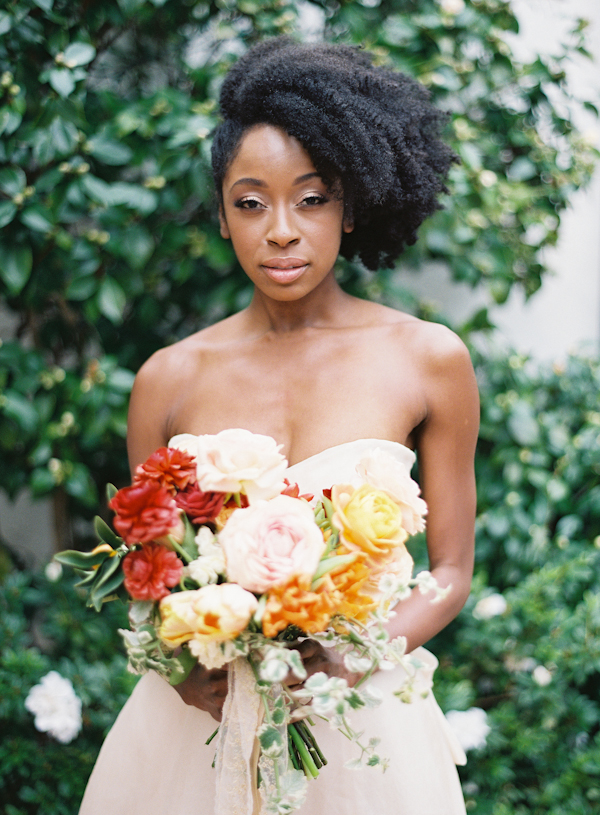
[214,658,263,815]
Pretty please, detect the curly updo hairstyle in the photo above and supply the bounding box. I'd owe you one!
[211,37,457,271]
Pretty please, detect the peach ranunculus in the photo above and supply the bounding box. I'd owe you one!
[331,483,408,561]
[133,447,197,494]
[262,574,341,638]
[218,495,326,594]
[168,429,288,504]
[356,447,427,536]
[122,543,184,601]
[109,480,184,545]
[158,584,258,648]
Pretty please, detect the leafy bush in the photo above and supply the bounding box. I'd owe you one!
[430,349,600,814]
[0,568,137,815]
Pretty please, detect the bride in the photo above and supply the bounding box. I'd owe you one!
[79,38,479,814]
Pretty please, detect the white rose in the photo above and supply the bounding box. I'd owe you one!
[473,593,507,620]
[356,447,427,535]
[219,494,326,593]
[445,707,490,752]
[532,665,552,687]
[24,671,82,744]
[169,429,287,503]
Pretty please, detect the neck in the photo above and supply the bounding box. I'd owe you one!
[244,271,352,334]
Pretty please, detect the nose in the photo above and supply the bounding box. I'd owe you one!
[266,204,299,247]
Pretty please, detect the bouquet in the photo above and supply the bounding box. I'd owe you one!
[56,429,448,814]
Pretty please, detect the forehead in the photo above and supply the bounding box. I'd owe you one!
[223,124,318,187]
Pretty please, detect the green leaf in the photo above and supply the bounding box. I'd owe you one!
[110,183,158,214]
[94,516,123,548]
[32,0,54,10]
[48,68,76,98]
[64,462,97,504]
[0,201,16,228]
[0,12,12,35]
[98,276,127,323]
[168,647,198,686]
[0,244,33,294]
[63,42,96,67]
[54,549,112,569]
[0,391,39,433]
[0,167,26,197]
[80,174,114,206]
[20,206,54,232]
[87,138,133,165]
[120,225,154,269]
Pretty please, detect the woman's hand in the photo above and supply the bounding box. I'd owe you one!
[285,639,364,693]
[172,663,228,721]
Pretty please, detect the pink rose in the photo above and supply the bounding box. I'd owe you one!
[356,447,427,535]
[219,495,326,593]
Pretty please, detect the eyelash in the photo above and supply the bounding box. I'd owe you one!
[233,194,328,210]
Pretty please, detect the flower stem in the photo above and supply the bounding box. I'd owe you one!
[289,723,319,778]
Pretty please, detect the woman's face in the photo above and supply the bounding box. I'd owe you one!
[219,124,353,302]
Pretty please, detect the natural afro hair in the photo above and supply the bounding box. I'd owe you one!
[211,37,457,271]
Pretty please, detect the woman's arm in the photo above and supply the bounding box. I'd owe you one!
[126,350,229,721]
[384,329,479,651]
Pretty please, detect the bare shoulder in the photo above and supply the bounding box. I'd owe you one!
[134,313,242,389]
[360,300,473,370]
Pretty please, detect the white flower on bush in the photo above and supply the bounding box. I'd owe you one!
[219,494,326,593]
[438,0,465,14]
[445,707,490,752]
[169,428,287,503]
[473,592,507,620]
[356,447,427,535]
[532,665,553,687]
[186,526,225,586]
[24,671,82,744]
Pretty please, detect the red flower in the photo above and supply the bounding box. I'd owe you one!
[122,543,184,601]
[175,483,225,525]
[110,480,181,544]
[134,447,196,493]
[281,478,314,502]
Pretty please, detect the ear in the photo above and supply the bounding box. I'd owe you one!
[343,217,354,234]
[219,207,230,240]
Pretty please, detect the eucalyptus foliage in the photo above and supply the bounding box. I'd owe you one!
[0,0,597,535]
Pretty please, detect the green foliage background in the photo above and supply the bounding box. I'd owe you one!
[0,0,599,813]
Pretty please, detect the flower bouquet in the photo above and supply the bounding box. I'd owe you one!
[56,429,448,814]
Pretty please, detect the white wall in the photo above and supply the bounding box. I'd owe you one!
[396,0,600,360]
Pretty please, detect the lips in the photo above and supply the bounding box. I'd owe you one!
[261,257,308,284]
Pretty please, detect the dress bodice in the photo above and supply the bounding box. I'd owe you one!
[286,438,416,497]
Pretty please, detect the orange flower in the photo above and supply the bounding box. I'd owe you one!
[328,554,376,624]
[262,574,341,638]
[134,447,197,493]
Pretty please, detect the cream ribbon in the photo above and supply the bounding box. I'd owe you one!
[214,658,263,815]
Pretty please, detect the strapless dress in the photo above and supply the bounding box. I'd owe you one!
[79,439,467,814]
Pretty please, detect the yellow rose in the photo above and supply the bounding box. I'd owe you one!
[159,584,258,649]
[332,483,408,560]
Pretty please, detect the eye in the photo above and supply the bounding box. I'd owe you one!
[234,197,264,210]
[300,194,327,207]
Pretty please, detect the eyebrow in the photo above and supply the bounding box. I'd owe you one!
[229,172,321,192]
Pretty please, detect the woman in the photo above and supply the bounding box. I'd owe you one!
[80,38,478,814]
